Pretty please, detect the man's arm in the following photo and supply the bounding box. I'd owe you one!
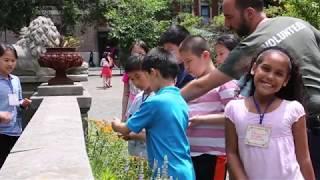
[189,114,225,127]
[181,68,232,102]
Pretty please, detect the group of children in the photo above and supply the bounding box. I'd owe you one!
[112,24,315,180]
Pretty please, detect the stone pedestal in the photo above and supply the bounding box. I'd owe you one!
[18,74,88,98]
[26,82,92,135]
[37,83,84,96]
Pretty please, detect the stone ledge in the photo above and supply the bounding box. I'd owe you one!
[0,97,94,179]
[37,82,84,96]
[30,89,92,112]
[18,74,88,83]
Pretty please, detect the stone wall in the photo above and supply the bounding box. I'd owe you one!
[0,96,94,179]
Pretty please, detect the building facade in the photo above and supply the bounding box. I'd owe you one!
[173,0,221,24]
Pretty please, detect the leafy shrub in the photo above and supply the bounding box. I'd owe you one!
[87,120,151,179]
[86,120,173,179]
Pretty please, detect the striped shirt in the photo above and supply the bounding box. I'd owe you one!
[187,80,239,156]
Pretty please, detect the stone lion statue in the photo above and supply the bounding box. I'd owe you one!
[13,16,88,76]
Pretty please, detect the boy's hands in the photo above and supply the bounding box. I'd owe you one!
[111,117,131,136]
[118,134,131,141]
[0,112,12,124]
[111,117,122,133]
[21,98,32,109]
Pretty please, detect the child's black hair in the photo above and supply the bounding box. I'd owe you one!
[142,47,179,80]
[215,34,240,51]
[241,46,305,104]
[159,25,190,46]
[129,40,149,54]
[179,35,210,57]
[0,43,17,58]
[124,55,144,73]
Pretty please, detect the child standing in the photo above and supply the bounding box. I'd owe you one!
[214,34,240,66]
[225,47,315,180]
[122,55,154,158]
[159,24,194,88]
[112,47,195,179]
[100,52,113,88]
[0,43,31,168]
[121,40,149,121]
[179,35,239,180]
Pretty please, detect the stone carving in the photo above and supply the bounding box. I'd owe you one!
[12,16,88,76]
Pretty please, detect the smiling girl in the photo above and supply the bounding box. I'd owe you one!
[224,47,315,180]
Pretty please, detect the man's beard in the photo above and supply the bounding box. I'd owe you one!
[235,14,251,37]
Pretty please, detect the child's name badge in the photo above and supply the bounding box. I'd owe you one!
[8,94,19,106]
[245,124,271,148]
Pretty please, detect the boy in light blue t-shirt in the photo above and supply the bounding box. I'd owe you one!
[112,47,195,179]
[122,55,154,158]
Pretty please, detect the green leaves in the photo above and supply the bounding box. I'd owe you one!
[86,120,152,179]
[0,0,35,34]
[265,0,320,29]
[104,0,171,50]
[283,0,320,29]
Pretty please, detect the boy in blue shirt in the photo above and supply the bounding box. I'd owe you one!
[112,47,195,179]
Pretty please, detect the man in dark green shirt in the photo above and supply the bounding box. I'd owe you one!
[181,0,320,178]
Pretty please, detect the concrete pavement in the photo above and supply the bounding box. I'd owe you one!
[82,68,123,121]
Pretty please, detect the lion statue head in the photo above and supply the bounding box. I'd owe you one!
[13,16,61,76]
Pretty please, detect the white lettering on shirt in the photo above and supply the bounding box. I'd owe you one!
[262,22,306,48]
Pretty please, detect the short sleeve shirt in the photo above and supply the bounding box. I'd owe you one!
[0,74,23,136]
[127,86,195,179]
[224,99,305,180]
[219,16,320,123]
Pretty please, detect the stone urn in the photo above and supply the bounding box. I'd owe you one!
[38,48,83,85]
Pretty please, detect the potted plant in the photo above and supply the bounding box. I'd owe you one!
[38,35,83,85]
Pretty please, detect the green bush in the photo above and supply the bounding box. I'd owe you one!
[283,0,320,29]
[86,120,151,179]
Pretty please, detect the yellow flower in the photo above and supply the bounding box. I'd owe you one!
[93,120,105,128]
[102,124,113,133]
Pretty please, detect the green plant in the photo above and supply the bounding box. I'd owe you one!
[283,0,320,29]
[61,36,81,48]
[105,0,171,51]
[87,120,178,179]
[176,13,202,29]
[87,120,152,179]
[265,5,284,18]
[0,0,36,42]
[212,14,225,31]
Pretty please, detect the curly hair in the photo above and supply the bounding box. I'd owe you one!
[240,46,305,104]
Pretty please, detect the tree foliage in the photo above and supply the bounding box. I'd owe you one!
[283,0,320,29]
[104,0,172,51]
[0,0,35,35]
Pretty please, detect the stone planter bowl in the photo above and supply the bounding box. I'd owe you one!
[38,48,83,85]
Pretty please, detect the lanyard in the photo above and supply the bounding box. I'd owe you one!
[6,77,14,94]
[252,96,275,124]
[142,92,150,102]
